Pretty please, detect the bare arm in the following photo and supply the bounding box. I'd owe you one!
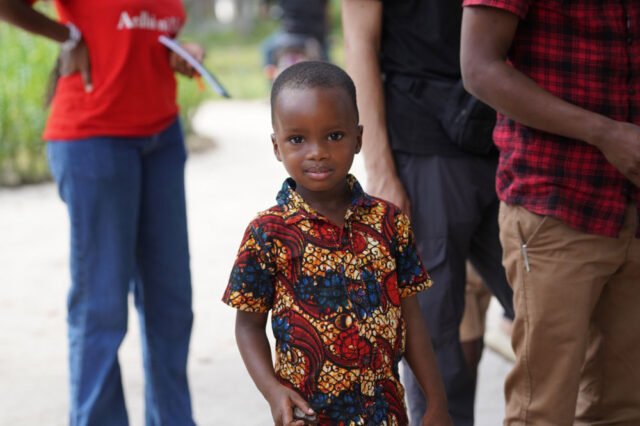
[401,296,453,426]
[235,311,313,426]
[460,6,640,186]
[0,0,93,91]
[341,0,411,213]
[0,0,68,42]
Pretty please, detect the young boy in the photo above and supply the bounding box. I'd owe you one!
[222,61,452,426]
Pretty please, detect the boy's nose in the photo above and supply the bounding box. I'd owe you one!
[307,140,329,160]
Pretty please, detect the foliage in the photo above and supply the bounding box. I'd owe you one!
[0,17,57,185]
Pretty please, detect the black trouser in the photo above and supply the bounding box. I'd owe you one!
[396,153,514,426]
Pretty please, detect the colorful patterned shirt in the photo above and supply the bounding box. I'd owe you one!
[223,175,432,425]
[462,0,640,237]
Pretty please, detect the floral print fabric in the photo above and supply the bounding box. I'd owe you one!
[223,175,432,425]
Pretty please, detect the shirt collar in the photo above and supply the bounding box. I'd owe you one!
[276,174,376,224]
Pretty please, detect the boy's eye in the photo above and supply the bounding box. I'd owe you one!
[328,132,344,141]
[287,135,304,144]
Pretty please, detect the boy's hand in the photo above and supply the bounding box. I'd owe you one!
[235,310,315,425]
[265,383,315,426]
[421,407,454,426]
[402,295,452,426]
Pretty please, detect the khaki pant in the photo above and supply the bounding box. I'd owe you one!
[459,263,492,342]
[499,203,640,425]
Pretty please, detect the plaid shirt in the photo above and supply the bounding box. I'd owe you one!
[223,175,431,425]
[462,0,640,237]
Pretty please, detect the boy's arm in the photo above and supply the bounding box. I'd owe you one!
[235,310,315,426]
[341,0,411,213]
[460,6,640,187]
[401,295,453,426]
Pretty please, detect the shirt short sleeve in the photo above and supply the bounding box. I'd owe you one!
[222,222,275,313]
[462,0,531,20]
[394,213,433,298]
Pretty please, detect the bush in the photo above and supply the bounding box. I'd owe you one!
[0,21,57,186]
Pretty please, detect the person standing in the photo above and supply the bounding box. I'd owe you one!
[341,1,514,424]
[460,1,640,424]
[0,1,203,424]
[261,0,329,81]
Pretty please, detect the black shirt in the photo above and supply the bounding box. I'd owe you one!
[380,0,462,80]
[379,0,468,156]
[280,0,328,44]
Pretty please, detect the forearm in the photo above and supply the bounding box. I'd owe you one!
[0,0,69,42]
[401,296,448,411]
[463,52,610,148]
[460,6,612,150]
[342,0,397,178]
[345,48,396,177]
[235,311,282,400]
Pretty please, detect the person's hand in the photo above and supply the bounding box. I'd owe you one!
[421,406,453,426]
[593,120,640,187]
[170,41,205,77]
[265,383,315,426]
[59,39,92,92]
[367,171,411,217]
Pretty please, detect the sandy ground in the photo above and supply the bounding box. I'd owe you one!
[0,100,512,425]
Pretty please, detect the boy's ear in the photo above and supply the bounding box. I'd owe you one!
[271,134,282,161]
[355,125,363,154]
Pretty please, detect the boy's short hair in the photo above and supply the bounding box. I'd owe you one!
[270,61,359,122]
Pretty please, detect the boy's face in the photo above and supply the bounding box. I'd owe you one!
[271,86,362,200]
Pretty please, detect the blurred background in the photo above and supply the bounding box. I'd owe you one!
[0,0,344,187]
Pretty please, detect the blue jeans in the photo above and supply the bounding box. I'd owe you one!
[47,119,195,426]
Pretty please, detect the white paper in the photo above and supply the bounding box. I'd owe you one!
[159,35,231,98]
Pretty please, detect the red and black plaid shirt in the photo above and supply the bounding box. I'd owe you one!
[462,0,640,237]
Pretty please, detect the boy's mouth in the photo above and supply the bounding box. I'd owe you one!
[305,166,333,180]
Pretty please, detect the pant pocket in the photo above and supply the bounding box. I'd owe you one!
[515,206,550,248]
[499,203,553,279]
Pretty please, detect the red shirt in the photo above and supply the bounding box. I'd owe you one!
[462,0,640,237]
[32,0,185,140]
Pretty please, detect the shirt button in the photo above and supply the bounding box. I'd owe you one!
[629,87,635,96]
[622,186,629,196]
[627,36,633,45]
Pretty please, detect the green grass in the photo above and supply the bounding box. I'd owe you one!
[205,39,272,99]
